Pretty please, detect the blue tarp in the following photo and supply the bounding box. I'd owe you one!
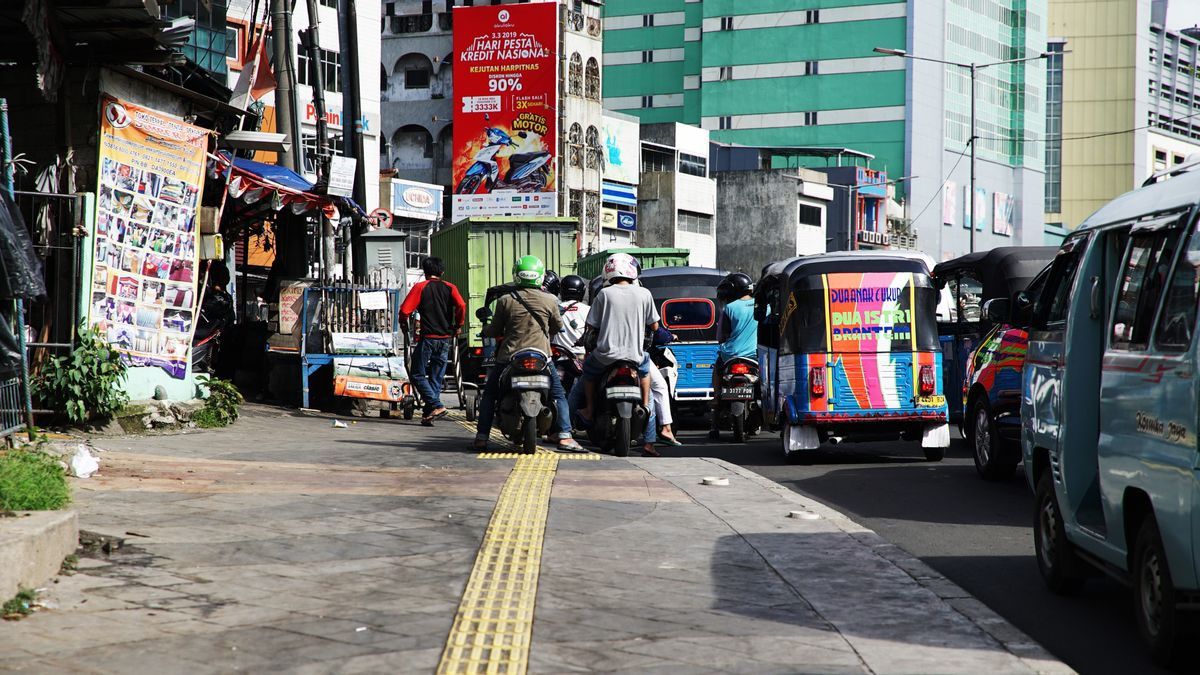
[231,157,315,192]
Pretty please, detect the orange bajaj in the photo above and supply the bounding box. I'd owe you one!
[764,253,950,463]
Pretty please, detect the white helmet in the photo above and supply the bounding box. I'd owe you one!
[603,252,639,282]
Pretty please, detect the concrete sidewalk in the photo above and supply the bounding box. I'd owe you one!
[1,405,1072,674]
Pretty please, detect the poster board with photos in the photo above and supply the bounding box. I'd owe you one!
[89,96,207,379]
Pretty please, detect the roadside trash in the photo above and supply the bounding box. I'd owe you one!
[700,477,729,486]
[788,510,820,520]
[355,627,368,632]
[331,420,348,429]
[69,445,99,478]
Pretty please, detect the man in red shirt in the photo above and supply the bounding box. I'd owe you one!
[400,257,466,425]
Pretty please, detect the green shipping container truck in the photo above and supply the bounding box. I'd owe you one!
[430,217,580,347]
[576,247,691,281]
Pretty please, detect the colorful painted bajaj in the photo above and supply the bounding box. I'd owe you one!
[760,252,949,463]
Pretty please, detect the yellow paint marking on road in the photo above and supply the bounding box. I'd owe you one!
[437,454,560,675]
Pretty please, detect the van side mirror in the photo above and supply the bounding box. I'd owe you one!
[983,298,1011,324]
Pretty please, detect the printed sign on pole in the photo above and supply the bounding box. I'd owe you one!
[451,3,558,222]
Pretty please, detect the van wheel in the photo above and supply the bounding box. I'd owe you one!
[972,398,1018,481]
[1134,515,1182,666]
[1034,473,1085,594]
[781,424,808,465]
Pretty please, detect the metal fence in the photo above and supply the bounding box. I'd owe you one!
[13,189,83,368]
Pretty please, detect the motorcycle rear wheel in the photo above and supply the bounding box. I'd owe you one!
[521,416,537,455]
[614,417,632,458]
[732,414,745,443]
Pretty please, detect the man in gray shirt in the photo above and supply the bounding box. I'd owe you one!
[573,253,660,453]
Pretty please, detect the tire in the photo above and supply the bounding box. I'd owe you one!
[1133,515,1182,666]
[456,174,483,194]
[971,398,1019,481]
[455,358,466,409]
[465,394,477,423]
[521,416,537,455]
[732,414,746,443]
[402,403,414,421]
[781,423,807,465]
[923,446,945,462]
[614,416,631,458]
[1033,472,1085,594]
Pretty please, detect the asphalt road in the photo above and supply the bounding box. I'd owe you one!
[663,422,1192,675]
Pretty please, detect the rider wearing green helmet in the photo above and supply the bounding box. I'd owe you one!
[473,255,583,452]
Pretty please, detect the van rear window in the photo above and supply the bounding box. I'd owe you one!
[661,299,715,330]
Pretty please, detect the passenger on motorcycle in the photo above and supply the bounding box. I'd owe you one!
[554,275,590,359]
[710,272,759,439]
[574,253,660,455]
[472,256,583,452]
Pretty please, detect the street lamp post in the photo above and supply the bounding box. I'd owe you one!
[874,47,1049,252]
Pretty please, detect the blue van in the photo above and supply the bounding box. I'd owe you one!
[1022,165,1200,664]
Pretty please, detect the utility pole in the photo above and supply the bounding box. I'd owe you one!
[270,0,301,170]
[299,0,330,184]
[340,0,367,278]
[969,63,977,253]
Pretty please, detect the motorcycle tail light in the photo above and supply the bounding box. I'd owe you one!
[809,367,825,398]
[729,362,751,375]
[919,365,936,396]
[518,356,545,372]
[471,347,483,356]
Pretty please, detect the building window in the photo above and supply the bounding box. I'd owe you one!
[1044,40,1065,212]
[641,95,654,108]
[718,116,732,130]
[569,52,583,96]
[403,223,431,270]
[804,111,818,126]
[300,133,346,174]
[568,123,583,168]
[585,126,601,169]
[804,61,818,76]
[805,9,819,24]
[679,153,706,177]
[642,50,654,63]
[319,0,336,8]
[677,210,713,235]
[225,27,240,61]
[391,14,433,34]
[643,14,654,27]
[297,47,342,93]
[642,145,674,172]
[1175,154,1186,166]
[798,204,822,228]
[719,66,732,81]
[569,189,584,220]
[405,69,430,89]
[585,58,600,100]
[720,16,733,31]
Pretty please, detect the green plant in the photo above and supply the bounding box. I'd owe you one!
[194,375,243,428]
[0,449,70,510]
[2,588,37,619]
[33,328,128,424]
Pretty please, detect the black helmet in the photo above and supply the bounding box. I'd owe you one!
[560,274,586,301]
[542,269,561,296]
[717,272,755,303]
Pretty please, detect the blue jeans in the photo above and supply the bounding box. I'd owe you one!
[411,337,450,414]
[571,357,656,444]
[476,361,573,441]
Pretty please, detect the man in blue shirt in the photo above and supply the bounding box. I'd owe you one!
[711,272,758,439]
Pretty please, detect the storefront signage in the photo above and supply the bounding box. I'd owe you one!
[601,208,638,232]
[89,96,208,379]
[451,3,558,222]
[327,156,356,197]
[390,178,444,221]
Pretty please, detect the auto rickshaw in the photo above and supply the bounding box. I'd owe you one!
[761,251,949,463]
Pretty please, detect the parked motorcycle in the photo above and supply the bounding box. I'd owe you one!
[714,357,763,443]
[587,361,650,457]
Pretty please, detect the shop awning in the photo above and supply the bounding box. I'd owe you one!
[211,153,367,222]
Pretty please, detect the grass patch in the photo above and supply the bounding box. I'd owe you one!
[60,554,78,576]
[0,449,70,510]
[193,376,243,429]
[191,407,225,428]
[2,588,37,620]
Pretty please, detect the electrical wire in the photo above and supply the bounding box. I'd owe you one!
[975,108,1200,143]
[908,140,971,228]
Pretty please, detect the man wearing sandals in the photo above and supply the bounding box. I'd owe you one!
[400,256,466,426]
[471,256,584,453]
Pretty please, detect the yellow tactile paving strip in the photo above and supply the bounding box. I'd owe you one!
[437,454,560,675]
[448,409,604,461]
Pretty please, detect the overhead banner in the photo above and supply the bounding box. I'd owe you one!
[451,3,558,223]
[89,96,208,379]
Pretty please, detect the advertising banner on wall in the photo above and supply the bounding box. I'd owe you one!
[963,186,988,232]
[88,96,207,379]
[601,115,640,185]
[992,192,1014,236]
[451,3,558,223]
[942,181,957,227]
[390,178,444,221]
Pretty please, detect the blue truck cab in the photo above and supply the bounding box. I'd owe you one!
[1022,164,1200,665]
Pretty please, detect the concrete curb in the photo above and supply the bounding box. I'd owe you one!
[0,510,78,601]
[679,457,1075,675]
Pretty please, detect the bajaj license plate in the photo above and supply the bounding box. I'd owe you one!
[721,387,754,399]
[511,375,549,389]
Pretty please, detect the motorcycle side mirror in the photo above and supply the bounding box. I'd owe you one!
[475,307,492,321]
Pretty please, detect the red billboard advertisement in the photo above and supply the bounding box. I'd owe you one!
[452,3,558,222]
